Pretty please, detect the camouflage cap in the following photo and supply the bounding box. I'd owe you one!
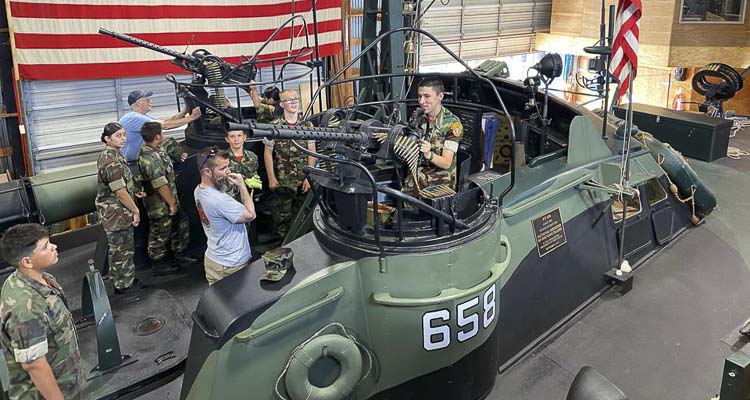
[260,247,294,282]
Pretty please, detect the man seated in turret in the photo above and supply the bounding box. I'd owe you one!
[403,78,464,196]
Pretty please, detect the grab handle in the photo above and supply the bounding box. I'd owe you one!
[192,312,220,340]
[234,287,344,343]
[373,235,511,307]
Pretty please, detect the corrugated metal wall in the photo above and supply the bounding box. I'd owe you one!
[22,63,313,174]
[420,0,551,66]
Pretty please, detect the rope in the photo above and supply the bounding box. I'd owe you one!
[273,322,375,400]
[655,153,702,225]
[728,146,750,160]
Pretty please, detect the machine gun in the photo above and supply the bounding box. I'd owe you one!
[225,120,470,237]
[98,28,256,111]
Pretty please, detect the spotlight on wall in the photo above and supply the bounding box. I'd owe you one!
[532,53,563,83]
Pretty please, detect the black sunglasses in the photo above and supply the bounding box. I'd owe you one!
[199,146,219,169]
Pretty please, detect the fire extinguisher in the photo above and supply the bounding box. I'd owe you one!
[672,87,686,111]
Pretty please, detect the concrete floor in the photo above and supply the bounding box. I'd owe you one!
[489,129,750,400]
[138,130,750,400]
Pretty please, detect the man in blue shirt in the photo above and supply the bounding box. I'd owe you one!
[119,90,201,161]
[194,146,256,285]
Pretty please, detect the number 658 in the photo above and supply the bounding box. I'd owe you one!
[422,284,496,351]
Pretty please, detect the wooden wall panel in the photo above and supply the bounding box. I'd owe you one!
[543,0,748,69]
[550,0,585,35]
[670,0,750,47]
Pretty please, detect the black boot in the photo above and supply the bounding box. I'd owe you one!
[152,261,182,276]
[114,278,149,295]
[174,252,199,264]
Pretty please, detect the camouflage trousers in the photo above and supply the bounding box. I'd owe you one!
[274,186,306,241]
[148,210,190,262]
[105,227,135,290]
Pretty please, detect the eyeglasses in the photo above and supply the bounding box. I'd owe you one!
[281,98,300,104]
[200,146,219,169]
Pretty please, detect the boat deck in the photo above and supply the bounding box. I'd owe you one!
[134,132,750,400]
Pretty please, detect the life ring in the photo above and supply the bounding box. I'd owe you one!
[639,133,717,222]
[285,334,363,400]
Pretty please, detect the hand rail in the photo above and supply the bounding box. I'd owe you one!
[234,287,344,343]
[372,235,510,307]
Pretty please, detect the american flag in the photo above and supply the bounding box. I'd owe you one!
[8,0,343,81]
[609,0,642,103]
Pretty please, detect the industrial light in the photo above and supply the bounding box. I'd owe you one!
[532,53,563,83]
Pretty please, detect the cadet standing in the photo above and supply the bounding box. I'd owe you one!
[263,88,316,241]
[95,122,146,294]
[138,122,196,273]
[223,129,259,198]
[0,223,84,399]
[223,129,259,243]
[404,77,463,194]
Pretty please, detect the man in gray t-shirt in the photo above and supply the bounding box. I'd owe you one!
[194,147,256,285]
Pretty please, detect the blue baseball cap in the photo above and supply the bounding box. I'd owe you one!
[127,90,153,106]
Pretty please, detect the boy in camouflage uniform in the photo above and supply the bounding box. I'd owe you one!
[95,122,146,294]
[0,223,84,399]
[161,135,188,165]
[222,129,259,198]
[404,78,463,195]
[263,88,316,241]
[249,83,280,123]
[138,122,195,274]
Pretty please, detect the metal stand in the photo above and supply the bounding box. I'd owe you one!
[717,353,750,400]
[604,268,633,296]
[80,259,136,378]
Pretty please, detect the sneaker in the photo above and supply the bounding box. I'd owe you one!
[152,261,182,276]
[741,319,750,337]
[114,278,148,295]
[174,252,199,264]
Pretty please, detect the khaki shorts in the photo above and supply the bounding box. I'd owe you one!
[204,256,250,285]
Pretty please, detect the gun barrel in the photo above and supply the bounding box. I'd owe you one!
[226,122,369,144]
[98,28,197,63]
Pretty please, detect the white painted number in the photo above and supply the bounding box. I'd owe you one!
[457,297,479,342]
[483,284,496,328]
[421,284,497,351]
[422,309,451,351]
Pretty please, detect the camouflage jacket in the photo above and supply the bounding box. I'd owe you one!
[263,117,313,189]
[95,145,137,232]
[161,136,184,165]
[256,103,276,123]
[221,149,259,198]
[138,143,180,219]
[0,271,83,400]
[408,106,463,188]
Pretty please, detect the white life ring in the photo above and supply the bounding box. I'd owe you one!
[285,334,363,400]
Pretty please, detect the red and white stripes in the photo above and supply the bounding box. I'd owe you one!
[8,0,343,80]
[608,0,642,104]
